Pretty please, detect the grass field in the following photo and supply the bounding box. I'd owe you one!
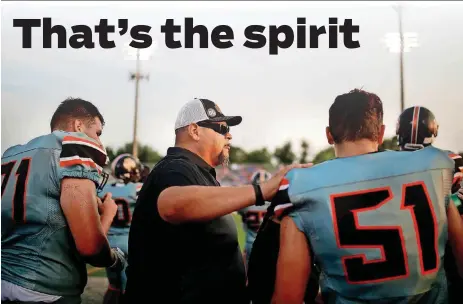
[86,213,245,277]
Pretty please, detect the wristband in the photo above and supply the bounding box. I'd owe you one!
[252,183,265,206]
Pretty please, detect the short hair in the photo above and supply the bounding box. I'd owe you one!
[328,89,383,144]
[175,126,187,136]
[174,126,188,144]
[50,97,105,131]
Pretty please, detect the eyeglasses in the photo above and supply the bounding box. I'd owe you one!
[197,122,230,135]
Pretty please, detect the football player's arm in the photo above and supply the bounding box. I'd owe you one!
[271,216,311,304]
[447,201,463,277]
[100,215,113,236]
[97,194,115,236]
[60,178,114,265]
[58,134,119,267]
[158,164,309,224]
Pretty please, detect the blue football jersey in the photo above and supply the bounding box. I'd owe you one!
[97,182,141,291]
[274,147,454,303]
[1,131,108,297]
[98,182,141,234]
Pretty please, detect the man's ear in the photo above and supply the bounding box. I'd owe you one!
[188,124,200,141]
[73,119,84,133]
[326,127,334,145]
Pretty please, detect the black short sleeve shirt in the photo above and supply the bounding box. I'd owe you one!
[125,147,247,304]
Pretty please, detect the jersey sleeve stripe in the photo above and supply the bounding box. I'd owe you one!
[62,136,106,155]
[279,177,289,190]
[60,156,103,174]
[272,177,291,206]
[274,203,293,211]
[449,153,461,160]
[60,142,107,167]
[274,203,294,218]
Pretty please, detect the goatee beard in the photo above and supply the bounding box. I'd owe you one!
[219,151,229,167]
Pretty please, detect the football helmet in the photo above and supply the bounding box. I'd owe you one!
[111,153,142,183]
[396,106,439,151]
[250,169,272,184]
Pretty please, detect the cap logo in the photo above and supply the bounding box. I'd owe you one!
[207,108,217,117]
[214,104,223,114]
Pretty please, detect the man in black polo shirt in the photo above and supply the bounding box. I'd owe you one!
[124,98,309,304]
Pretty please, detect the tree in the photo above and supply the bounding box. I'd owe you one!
[300,140,310,163]
[110,142,163,164]
[379,136,399,151]
[138,145,163,163]
[246,148,272,164]
[229,146,248,164]
[274,141,296,165]
[312,146,335,164]
[106,146,117,161]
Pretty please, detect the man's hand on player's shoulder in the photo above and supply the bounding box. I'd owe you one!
[260,163,312,201]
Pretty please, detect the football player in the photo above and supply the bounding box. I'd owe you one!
[270,89,463,303]
[1,98,126,303]
[396,106,463,196]
[238,169,272,267]
[396,106,463,303]
[100,153,143,304]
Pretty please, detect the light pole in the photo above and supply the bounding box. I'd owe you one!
[383,5,419,113]
[129,49,149,158]
[397,5,405,112]
[124,45,152,158]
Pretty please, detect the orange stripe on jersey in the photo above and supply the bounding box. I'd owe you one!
[279,177,289,190]
[63,136,105,151]
[60,158,102,174]
[280,177,289,186]
[449,153,461,160]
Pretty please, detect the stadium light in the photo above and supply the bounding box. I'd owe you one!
[123,43,154,158]
[383,32,419,54]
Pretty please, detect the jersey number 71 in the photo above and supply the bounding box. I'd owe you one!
[2,158,32,224]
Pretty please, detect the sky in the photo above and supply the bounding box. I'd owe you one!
[2,1,462,158]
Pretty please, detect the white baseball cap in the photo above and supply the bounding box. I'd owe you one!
[174,98,242,130]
